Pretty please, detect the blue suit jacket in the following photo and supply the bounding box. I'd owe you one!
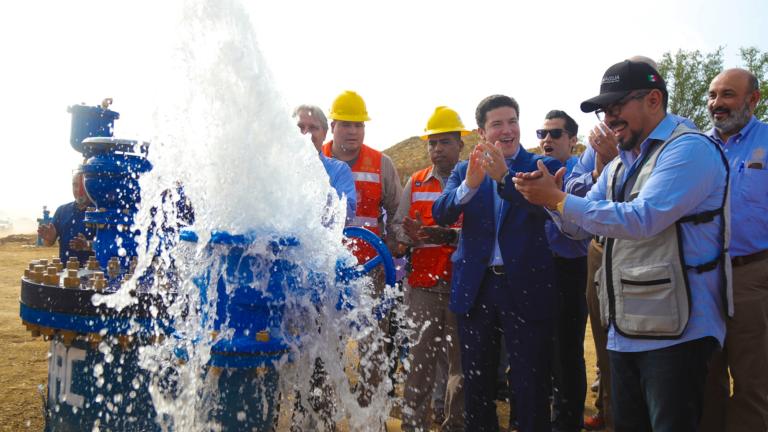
[432,148,562,319]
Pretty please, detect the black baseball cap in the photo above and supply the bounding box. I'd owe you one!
[580,60,667,113]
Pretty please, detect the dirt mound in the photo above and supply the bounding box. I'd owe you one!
[0,234,36,245]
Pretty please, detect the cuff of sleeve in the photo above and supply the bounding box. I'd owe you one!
[563,194,589,223]
[455,180,478,205]
[556,195,567,214]
[449,228,460,246]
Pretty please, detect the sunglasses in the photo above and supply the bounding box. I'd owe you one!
[536,128,568,139]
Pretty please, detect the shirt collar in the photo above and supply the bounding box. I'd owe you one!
[507,145,521,162]
[426,165,452,183]
[708,115,759,144]
[619,113,676,166]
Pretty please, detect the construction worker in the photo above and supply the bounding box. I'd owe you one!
[321,90,403,407]
[38,169,94,265]
[293,104,356,223]
[393,106,466,431]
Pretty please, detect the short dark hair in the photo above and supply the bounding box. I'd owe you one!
[544,110,578,137]
[475,95,520,129]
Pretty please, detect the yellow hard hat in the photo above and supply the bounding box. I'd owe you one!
[421,106,470,140]
[329,90,371,122]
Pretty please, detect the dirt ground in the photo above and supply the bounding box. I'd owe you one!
[0,235,598,431]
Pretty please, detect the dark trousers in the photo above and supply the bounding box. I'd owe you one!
[586,240,613,430]
[551,256,588,432]
[457,271,553,432]
[609,336,717,432]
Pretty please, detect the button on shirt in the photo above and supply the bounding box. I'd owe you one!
[550,114,727,353]
[319,153,357,222]
[708,116,768,257]
[455,147,520,266]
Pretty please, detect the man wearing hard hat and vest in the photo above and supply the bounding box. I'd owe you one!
[322,90,403,407]
[393,106,466,432]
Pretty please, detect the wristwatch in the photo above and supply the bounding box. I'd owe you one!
[497,170,509,187]
[555,196,567,213]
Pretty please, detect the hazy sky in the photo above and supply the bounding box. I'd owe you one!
[1,0,766,226]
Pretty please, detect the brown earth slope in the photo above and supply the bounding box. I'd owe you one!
[0,235,50,431]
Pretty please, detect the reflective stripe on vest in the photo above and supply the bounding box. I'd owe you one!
[407,166,460,288]
[352,172,381,183]
[411,191,442,202]
[322,141,383,263]
[349,215,379,228]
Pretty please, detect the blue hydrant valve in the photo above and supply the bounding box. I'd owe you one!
[67,100,120,156]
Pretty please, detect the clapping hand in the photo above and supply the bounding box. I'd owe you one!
[465,144,487,189]
[403,211,425,243]
[403,211,455,245]
[478,140,509,183]
[589,122,619,165]
[512,160,567,209]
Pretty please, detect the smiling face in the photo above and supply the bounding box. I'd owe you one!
[601,89,664,153]
[538,118,575,163]
[708,69,759,139]
[479,106,520,158]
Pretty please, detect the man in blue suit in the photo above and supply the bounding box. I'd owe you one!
[432,95,562,431]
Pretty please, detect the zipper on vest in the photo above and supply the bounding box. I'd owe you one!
[619,277,672,286]
[605,237,617,328]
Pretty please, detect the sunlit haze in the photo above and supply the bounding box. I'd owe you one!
[1,0,765,232]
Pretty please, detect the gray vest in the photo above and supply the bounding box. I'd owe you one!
[595,124,732,339]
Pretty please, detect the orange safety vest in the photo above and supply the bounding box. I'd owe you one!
[322,141,383,264]
[407,166,461,288]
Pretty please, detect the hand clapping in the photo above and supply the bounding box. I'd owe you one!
[512,160,567,209]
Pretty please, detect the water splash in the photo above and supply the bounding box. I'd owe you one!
[92,0,401,430]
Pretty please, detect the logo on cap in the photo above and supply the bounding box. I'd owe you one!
[602,74,620,84]
[648,74,658,83]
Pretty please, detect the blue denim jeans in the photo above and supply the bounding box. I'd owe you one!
[609,336,718,432]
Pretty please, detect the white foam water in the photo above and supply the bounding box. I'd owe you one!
[104,1,399,430]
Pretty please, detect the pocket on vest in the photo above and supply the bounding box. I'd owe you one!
[617,263,680,334]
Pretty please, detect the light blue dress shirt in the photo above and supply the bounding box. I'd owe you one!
[566,114,698,198]
[551,114,727,352]
[546,156,589,258]
[455,146,520,266]
[708,116,768,257]
[319,153,357,222]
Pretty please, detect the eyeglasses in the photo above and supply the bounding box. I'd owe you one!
[536,128,568,139]
[595,90,651,122]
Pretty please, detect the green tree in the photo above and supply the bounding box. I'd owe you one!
[657,47,724,130]
[740,46,768,121]
[658,47,768,130]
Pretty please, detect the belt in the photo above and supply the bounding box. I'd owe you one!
[487,265,505,275]
[731,249,768,267]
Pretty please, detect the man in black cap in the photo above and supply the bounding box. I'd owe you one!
[511,60,731,431]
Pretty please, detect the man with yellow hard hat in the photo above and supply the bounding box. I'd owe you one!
[392,106,467,431]
[322,90,403,407]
